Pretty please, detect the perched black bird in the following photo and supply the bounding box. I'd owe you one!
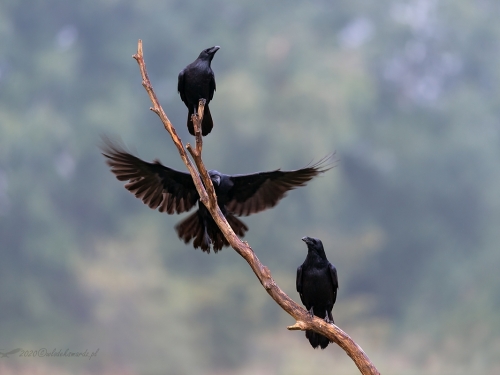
[296,236,338,349]
[101,138,333,253]
[178,46,219,136]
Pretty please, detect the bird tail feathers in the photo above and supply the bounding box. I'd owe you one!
[175,211,212,253]
[201,105,213,136]
[187,105,213,136]
[306,330,331,350]
[175,211,248,253]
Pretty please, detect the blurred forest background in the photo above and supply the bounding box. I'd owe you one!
[1,0,499,374]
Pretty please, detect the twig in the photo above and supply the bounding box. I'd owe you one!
[132,39,380,375]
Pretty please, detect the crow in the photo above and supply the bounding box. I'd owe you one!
[101,138,333,253]
[296,236,338,349]
[178,46,219,136]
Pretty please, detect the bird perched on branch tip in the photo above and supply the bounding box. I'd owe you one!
[178,46,219,136]
[296,236,338,349]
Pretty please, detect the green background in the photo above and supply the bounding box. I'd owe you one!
[1,0,499,374]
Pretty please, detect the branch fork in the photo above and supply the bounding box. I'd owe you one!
[132,39,380,375]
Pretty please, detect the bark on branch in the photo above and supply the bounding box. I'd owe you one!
[132,39,380,375]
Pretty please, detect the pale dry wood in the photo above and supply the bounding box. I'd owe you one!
[132,39,380,375]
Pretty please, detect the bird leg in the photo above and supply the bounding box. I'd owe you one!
[324,310,334,324]
[308,306,315,318]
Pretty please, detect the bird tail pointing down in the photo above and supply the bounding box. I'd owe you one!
[187,105,213,136]
[175,211,248,253]
[305,308,334,349]
[305,330,332,349]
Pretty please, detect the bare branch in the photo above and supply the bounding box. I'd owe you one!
[132,40,208,204]
[186,99,218,208]
[132,39,380,375]
[193,99,204,156]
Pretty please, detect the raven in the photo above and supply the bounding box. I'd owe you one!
[296,236,338,349]
[178,46,219,136]
[101,139,333,253]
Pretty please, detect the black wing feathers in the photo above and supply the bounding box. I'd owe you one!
[209,74,216,100]
[329,263,339,306]
[102,137,334,253]
[329,263,339,290]
[101,139,199,214]
[177,69,187,105]
[227,155,334,216]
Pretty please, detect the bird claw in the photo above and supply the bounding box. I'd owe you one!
[324,311,334,325]
[308,307,314,318]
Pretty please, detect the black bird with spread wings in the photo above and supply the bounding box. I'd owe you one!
[101,139,333,253]
[178,46,219,136]
[297,236,338,349]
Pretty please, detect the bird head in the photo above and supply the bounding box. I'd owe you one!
[198,46,220,62]
[208,170,222,187]
[302,236,327,259]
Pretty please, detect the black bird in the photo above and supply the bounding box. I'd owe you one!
[296,236,338,349]
[101,139,333,253]
[178,46,219,136]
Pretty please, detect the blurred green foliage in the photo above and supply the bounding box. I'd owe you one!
[1,0,500,374]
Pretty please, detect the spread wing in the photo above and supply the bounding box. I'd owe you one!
[226,155,334,216]
[178,69,187,105]
[101,138,198,214]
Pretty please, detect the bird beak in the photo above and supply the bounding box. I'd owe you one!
[210,46,220,54]
[301,236,310,244]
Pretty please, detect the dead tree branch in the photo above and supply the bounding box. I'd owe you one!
[132,39,380,375]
